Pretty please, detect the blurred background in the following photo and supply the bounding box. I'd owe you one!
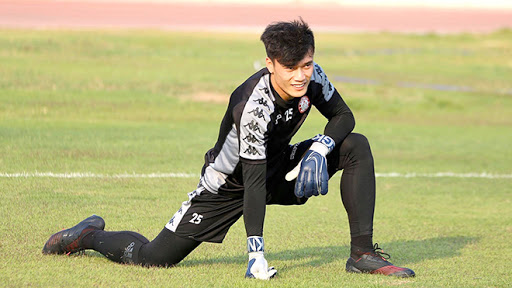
[1,1,512,287]
[1,0,512,33]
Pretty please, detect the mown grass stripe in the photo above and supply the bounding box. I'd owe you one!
[1,171,510,179]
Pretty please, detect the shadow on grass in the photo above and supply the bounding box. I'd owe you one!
[76,235,478,272]
[179,235,478,269]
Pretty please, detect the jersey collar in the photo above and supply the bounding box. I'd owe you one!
[269,74,295,108]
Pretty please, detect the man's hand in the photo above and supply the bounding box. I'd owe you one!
[245,252,277,280]
[245,236,277,280]
[286,134,335,198]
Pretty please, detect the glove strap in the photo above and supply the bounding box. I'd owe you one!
[247,236,264,253]
[312,134,335,154]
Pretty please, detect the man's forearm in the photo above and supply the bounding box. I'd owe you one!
[324,111,355,144]
[242,161,267,237]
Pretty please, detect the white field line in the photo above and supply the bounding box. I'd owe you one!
[0,172,200,179]
[0,171,511,179]
[375,172,512,179]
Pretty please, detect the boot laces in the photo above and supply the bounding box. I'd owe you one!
[372,243,391,260]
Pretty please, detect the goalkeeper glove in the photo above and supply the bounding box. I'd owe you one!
[245,236,277,280]
[285,134,335,198]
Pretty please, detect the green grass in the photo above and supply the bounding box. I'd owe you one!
[0,29,511,287]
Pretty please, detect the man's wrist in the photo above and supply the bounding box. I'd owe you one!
[311,134,335,154]
[247,236,264,253]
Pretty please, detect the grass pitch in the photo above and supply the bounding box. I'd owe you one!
[0,29,511,287]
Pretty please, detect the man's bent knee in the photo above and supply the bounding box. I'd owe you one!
[340,133,372,157]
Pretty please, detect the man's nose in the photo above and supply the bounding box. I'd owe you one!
[294,68,305,81]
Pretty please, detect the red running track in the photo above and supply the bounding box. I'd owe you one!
[1,1,512,33]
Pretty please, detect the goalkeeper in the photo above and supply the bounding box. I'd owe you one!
[42,19,415,279]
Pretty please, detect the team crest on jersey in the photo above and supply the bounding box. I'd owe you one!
[298,96,310,113]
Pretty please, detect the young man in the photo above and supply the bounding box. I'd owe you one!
[42,19,415,279]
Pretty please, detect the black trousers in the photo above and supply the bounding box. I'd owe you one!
[87,133,375,267]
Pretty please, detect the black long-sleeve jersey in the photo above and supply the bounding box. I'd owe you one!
[199,63,354,236]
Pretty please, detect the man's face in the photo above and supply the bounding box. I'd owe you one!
[266,51,314,102]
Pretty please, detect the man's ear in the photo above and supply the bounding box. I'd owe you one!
[265,57,274,74]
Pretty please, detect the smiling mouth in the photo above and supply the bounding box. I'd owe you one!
[292,83,306,88]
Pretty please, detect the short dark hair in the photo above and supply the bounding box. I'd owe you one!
[260,18,315,68]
